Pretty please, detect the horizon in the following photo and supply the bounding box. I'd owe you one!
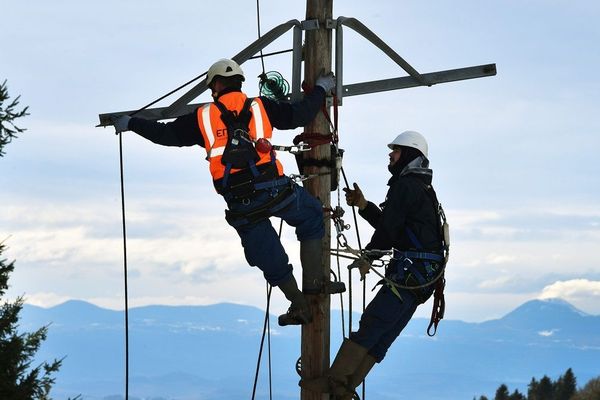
[22,295,599,322]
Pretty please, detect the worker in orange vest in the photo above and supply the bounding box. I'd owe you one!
[112,59,336,326]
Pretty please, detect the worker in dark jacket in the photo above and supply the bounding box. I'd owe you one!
[111,59,336,326]
[301,130,446,398]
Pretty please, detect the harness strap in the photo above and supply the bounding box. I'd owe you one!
[403,183,447,336]
[394,249,444,263]
[253,177,290,191]
[225,185,296,227]
[214,98,259,190]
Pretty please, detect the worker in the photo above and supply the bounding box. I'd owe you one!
[111,59,336,326]
[301,131,447,398]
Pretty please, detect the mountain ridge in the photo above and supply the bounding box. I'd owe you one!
[19,297,600,400]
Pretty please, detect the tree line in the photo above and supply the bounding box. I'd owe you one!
[476,368,600,400]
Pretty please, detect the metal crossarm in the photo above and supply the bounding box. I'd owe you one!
[162,20,303,118]
[334,16,496,104]
[342,64,497,98]
[98,16,496,126]
[98,103,205,127]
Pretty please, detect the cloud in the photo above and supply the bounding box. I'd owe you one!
[539,279,600,300]
[478,275,516,290]
[21,292,73,308]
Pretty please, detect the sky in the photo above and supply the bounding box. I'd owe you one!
[2,0,600,323]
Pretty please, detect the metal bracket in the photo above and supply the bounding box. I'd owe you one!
[301,19,320,31]
[98,16,496,125]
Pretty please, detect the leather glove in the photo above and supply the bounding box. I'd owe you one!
[111,115,131,134]
[349,256,371,281]
[343,183,367,210]
[315,71,335,94]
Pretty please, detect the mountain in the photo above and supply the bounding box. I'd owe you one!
[19,298,600,400]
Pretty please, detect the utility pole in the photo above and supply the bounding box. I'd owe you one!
[302,0,333,399]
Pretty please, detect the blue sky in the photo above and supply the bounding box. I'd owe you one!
[2,0,599,322]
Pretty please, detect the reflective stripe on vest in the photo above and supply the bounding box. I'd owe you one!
[197,92,283,181]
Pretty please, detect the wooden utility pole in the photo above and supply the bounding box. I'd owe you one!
[301,0,333,399]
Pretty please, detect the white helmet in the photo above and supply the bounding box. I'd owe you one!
[387,130,428,157]
[207,59,245,86]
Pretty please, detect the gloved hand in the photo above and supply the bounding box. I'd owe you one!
[315,71,335,94]
[343,183,367,210]
[349,256,371,281]
[111,115,131,134]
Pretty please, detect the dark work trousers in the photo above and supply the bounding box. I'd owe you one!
[350,283,434,362]
[225,181,324,286]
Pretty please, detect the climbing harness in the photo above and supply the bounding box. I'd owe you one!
[213,98,261,182]
[330,183,451,337]
[224,181,295,227]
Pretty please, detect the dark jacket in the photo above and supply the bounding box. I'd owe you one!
[127,87,325,189]
[128,87,324,149]
[360,172,442,253]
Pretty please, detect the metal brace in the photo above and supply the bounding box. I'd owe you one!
[301,19,320,31]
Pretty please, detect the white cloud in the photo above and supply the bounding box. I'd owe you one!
[485,253,517,265]
[539,279,600,300]
[478,275,515,290]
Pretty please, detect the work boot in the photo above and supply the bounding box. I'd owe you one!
[277,275,312,326]
[299,339,369,396]
[338,354,377,400]
[301,239,323,294]
[301,239,346,295]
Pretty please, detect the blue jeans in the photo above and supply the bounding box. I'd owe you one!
[350,284,433,362]
[225,182,324,286]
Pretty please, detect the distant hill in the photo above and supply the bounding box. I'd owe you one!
[19,298,600,400]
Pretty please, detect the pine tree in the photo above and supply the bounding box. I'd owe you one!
[537,376,555,399]
[495,384,510,400]
[1,83,63,398]
[508,389,526,400]
[554,368,577,400]
[0,241,63,399]
[528,377,540,400]
[0,79,29,157]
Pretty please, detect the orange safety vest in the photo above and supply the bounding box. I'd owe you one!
[197,92,284,182]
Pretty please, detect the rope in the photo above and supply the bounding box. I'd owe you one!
[128,72,207,118]
[118,132,130,400]
[339,166,367,400]
[323,95,367,399]
[335,187,346,338]
[114,56,209,400]
[250,2,273,396]
[251,283,273,400]
[255,0,266,74]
